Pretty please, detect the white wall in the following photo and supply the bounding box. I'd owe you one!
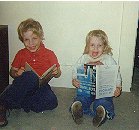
[0,1,138,91]
[119,2,139,91]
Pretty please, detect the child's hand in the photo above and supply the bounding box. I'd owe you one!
[52,67,58,75]
[88,61,103,65]
[114,86,122,97]
[16,67,25,76]
[52,66,61,78]
[72,79,80,88]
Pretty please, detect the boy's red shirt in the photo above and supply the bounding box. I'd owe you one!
[11,43,60,76]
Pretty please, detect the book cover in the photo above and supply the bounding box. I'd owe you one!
[76,64,96,97]
[76,64,118,99]
[25,62,56,86]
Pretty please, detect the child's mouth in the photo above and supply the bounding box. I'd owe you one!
[92,52,98,57]
[29,46,36,50]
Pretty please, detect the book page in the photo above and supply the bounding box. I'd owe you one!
[25,62,40,77]
[40,64,56,79]
[96,65,119,99]
[39,64,56,86]
[25,62,56,86]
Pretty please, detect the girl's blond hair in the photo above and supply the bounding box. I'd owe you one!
[17,18,44,42]
[83,29,112,55]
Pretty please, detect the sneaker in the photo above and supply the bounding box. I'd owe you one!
[71,101,83,124]
[93,105,106,127]
[0,104,8,127]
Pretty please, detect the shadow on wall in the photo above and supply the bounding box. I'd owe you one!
[131,20,139,95]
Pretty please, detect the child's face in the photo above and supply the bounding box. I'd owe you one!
[22,30,42,52]
[88,36,104,59]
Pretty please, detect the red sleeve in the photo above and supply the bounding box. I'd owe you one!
[11,50,25,68]
[48,50,60,68]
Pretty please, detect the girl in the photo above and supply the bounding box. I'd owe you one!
[71,29,122,127]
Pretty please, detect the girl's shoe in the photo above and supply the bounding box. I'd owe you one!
[0,104,8,127]
[71,101,83,124]
[92,105,106,127]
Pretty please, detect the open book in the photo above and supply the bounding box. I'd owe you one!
[76,64,119,99]
[25,62,56,87]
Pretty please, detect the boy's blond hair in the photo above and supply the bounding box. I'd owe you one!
[83,29,112,55]
[17,18,44,42]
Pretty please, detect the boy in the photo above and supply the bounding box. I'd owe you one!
[0,18,61,127]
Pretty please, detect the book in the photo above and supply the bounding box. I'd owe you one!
[76,64,119,99]
[25,62,56,87]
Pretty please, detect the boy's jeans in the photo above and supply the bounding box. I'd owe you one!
[74,95,115,119]
[0,71,58,113]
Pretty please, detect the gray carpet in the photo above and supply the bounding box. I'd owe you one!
[1,87,139,130]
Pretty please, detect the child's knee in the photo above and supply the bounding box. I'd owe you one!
[93,98,114,112]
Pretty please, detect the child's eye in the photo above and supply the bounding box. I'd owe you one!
[24,39,29,42]
[98,44,103,47]
[33,37,38,40]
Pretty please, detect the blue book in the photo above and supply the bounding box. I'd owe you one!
[76,64,96,97]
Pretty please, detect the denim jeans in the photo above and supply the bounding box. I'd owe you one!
[0,71,58,113]
[73,95,115,119]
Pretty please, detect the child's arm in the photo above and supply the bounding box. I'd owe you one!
[72,79,80,88]
[88,61,103,65]
[10,67,25,79]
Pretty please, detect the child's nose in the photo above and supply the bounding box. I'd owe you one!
[93,46,98,50]
[29,40,34,45]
